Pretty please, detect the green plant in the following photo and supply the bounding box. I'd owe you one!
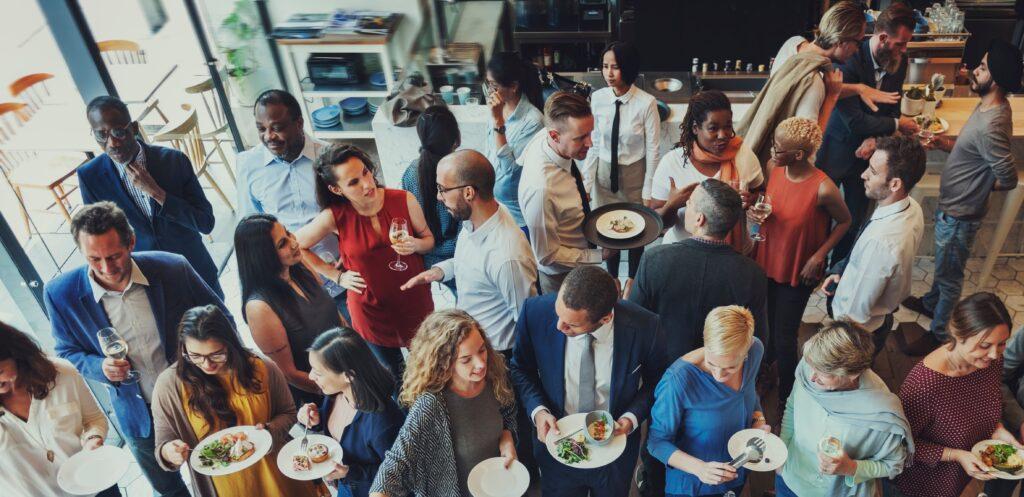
[905,86,925,100]
[217,1,259,78]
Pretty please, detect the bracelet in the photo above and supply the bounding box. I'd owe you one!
[335,271,343,285]
[83,434,103,444]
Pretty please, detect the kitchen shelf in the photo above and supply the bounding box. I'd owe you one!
[311,110,375,139]
[301,79,389,98]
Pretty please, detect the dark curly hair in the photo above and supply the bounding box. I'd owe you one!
[0,322,57,400]
[314,144,380,210]
[676,90,732,158]
[874,135,926,192]
[560,266,618,323]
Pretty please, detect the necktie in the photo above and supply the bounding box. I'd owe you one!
[578,333,597,413]
[610,100,622,193]
[570,160,591,216]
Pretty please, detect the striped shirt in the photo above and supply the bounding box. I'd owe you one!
[112,142,152,219]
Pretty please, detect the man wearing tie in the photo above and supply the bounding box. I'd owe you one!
[519,91,609,294]
[511,265,669,496]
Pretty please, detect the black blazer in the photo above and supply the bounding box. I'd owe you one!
[816,38,908,180]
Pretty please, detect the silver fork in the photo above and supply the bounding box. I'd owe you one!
[728,437,767,468]
[299,423,309,453]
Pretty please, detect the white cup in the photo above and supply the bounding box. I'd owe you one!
[440,85,455,105]
[456,87,471,104]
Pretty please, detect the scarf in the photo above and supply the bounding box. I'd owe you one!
[689,136,750,254]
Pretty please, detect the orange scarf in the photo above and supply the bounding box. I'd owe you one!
[689,136,751,254]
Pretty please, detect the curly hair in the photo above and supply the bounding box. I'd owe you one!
[0,321,57,400]
[676,90,732,157]
[775,116,823,156]
[399,309,515,408]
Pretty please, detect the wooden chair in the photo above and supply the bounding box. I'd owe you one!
[184,76,234,181]
[9,73,55,110]
[97,39,146,65]
[153,105,234,213]
[129,98,170,143]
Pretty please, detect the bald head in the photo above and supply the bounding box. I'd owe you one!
[437,149,495,200]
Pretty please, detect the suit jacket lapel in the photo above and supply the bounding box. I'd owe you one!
[143,270,172,363]
[609,308,636,415]
[551,322,567,414]
[77,270,112,350]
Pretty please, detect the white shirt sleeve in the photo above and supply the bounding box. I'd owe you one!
[832,238,897,326]
[433,257,457,283]
[642,99,662,199]
[650,153,676,201]
[490,258,538,323]
[521,181,602,270]
[794,74,825,122]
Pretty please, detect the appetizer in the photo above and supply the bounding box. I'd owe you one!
[981,443,1024,474]
[609,216,635,234]
[307,442,330,464]
[556,433,590,464]
[198,432,255,468]
[588,419,609,442]
[292,454,312,472]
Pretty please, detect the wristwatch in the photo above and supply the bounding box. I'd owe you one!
[494,124,506,135]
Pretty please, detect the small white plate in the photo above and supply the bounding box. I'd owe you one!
[545,413,627,469]
[277,434,344,481]
[596,210,645,239]
[972,439,1024,480]
[57,445,132,495]
[190,425,273,477]
[467,457,530,497]
[727,429,788,472]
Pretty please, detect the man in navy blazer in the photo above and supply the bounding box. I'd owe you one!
[510,266,669,497]
[45,202,231,497]
[79,95,223,298]
[817,3,918,267]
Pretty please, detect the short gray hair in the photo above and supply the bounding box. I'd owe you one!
[802,321,874,378]
[71,201,135,247]
[693,179,742,238]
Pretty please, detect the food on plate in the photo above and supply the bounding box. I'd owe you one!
[980,443,1024,473]
[929,120,945,133]
[556,433,590,464]
[913,115,945,134]
[588,419,609,441]
[292,454,313,472]
[197,432,255,468]
[609,216,635,234]
[307,442,330,463]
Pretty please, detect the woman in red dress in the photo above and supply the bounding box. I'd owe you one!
[298,144,434,380]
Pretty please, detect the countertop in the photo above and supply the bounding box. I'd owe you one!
[931,96,1024,137]
[557,71,768,104]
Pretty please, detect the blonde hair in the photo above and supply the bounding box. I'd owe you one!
[802,321,874,378]
[776,116,823,156]
[399,309,515,408]
[543,90,592,130]
[814,1,866,50]
[703,306,755,357]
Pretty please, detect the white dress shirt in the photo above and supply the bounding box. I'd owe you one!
[89,260,169,402]
[518,131,603,275]
[0,359,108,497]
[433,205,538,351]
[833,197,924,330]
[584,85,662,198]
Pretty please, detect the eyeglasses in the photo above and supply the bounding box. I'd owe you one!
[770,144,799,158]
[183,349,229,365]
[92,122,135,143]
[436,183,473,195]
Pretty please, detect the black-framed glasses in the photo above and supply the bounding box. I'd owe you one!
[436,183,473,195]
[183,349,229,365]
[92,122,134,143]
[770,144,799,158]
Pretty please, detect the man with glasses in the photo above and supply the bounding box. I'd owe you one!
[44,202,231,497]
[78,96,223,298]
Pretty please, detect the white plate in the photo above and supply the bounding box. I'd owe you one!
[545,413,627,469]
[277,434,344,481]
[189,425,273,476]
[596,210,645,239]
[57,445,132,495]
[727,429,788,472]
[467,457,530,497]
[972,439,1024,480]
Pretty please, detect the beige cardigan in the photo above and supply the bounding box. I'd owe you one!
[150,357,297,497]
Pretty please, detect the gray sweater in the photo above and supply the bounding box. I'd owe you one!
[937,101,1017,220]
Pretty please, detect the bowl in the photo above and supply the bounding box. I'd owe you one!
[653,78,683,92]
[583,410,615,446]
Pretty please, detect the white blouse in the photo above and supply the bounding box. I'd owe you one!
[584,85,662,198]
[0,358,109,497]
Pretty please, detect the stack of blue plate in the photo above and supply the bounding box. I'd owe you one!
[311,105,341,129]
[367,97,384,115]
[369,72,387,88]
[340,97,368,117]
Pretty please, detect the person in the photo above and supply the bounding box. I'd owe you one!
[152,305,325,497]
[298,144,434,381]
[235,89,348,320]
[78,95,223,299]
[235,213,345,406]
[775,322,912,497]
[647,306,767,497]
[45,202,231,497]
[510,265,670,497]
[992,328,1024,497]
[822,136,926,356]
[901,40,1022,354]
[483,51,546,230]
[370,309,518,497]
[519,91,608,294]
[402,105,462,295]
[297,328,405,497]
[584,42,661,285]
[401,150,538,354]
[817,3,919,267]
[889,293,1020,497]
[755,117,850,408]
[738,1,865,163]
[0,322,117,497]
[650,90,763,251]
[630,178,768,357]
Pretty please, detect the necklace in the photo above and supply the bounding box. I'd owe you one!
[0,396,56,463]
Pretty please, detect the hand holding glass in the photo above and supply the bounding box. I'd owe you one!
[749,193,772,241]
[97,327,140,384]
[389,218,410,271]
[816,435,843,483]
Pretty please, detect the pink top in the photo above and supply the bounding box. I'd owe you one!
[892,359,1003,497]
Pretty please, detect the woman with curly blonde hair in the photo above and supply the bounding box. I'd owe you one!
[370,309,518,497]
[753,116,850,409]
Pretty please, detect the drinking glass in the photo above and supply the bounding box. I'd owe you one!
[749,193,772,242]
[388,218,410,271]
[918,129,935,146]
[816,434,843,484]
[97,327,140,384]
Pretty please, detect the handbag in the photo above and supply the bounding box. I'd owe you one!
[381,74,444,127]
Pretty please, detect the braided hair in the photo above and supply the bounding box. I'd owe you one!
[676,90,732,158]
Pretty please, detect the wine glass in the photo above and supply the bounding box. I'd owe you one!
[816,434,843,484]
[749,193,773,242]
[918,129,935,147]
[388,218,410,272]
[97,327,139,384]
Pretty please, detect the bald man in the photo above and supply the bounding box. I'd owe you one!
[402,150,538,353]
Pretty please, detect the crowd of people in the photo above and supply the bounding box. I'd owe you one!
[3,1,1024,497]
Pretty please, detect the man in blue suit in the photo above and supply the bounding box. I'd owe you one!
[45,202,231,497]
[78,95,223,298]
[817,2,919,267]
[510,265,669,497]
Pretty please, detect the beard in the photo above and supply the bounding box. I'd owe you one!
[874,45,902,74]
[969,73,993,96]
[446,200,472,221]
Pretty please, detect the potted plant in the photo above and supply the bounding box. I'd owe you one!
[930,73,947,106]
[217,1,261,106]
[923,87,938,116]
[901,85,925,116]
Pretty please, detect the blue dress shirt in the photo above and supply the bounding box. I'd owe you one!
[484,98,544,227]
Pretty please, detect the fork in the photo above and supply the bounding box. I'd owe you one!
[299,423,309,453]
[728,437,767,468]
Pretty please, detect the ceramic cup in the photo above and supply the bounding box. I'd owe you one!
[440,85,455,105]
[456,87,472,104]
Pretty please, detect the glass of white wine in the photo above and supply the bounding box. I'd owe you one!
[97,327,140,384]
[388,217,409,272]
[749,193,773,242]
[816,434,843,484]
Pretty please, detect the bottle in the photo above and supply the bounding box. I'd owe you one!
[746,63,753,73]
[702,63,708,73]
[725,60,732,72]
[735,60,742,72]
[723,492,736,497]
[758,64,766,72]
[543,47,553,70]
[691,57,699,73]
